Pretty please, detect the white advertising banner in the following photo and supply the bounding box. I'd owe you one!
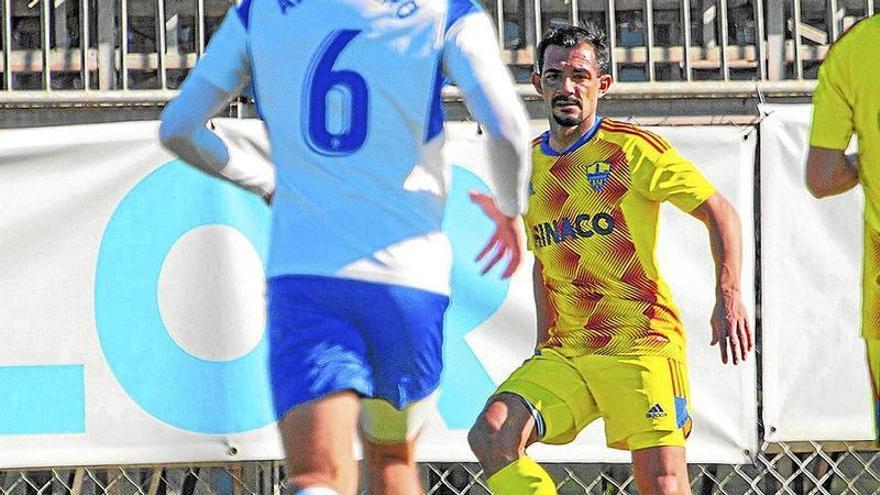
[759,104,872,442]
[0,120,756,467]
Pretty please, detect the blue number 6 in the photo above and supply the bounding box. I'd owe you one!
[302,30,369,156]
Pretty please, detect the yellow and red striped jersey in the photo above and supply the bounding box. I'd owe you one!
[525,118,716,358]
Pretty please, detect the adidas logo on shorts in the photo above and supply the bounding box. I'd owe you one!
[645,404,667,419]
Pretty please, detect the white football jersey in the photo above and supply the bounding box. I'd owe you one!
[188,0,528,294]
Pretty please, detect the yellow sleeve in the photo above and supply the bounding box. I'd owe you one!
[809,46,854,150]
[631,145,716,213]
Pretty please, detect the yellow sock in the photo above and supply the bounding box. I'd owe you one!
[486,456,556,494]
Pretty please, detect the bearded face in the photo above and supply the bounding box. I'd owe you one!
[533,42,611,132]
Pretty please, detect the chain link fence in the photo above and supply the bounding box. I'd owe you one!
[2,442,879,495]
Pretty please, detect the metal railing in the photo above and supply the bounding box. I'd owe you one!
[489,0,875,83]
[0,0,875,97]
[2,444,880,495]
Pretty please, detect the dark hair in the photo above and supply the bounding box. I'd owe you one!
[535,21,610,75]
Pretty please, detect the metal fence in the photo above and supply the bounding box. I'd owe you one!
[1,445,880,495]
[0,0,876,95]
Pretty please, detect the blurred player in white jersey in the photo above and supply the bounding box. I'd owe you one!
[159,1,531,494]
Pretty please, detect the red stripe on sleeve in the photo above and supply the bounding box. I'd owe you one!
[601,121,668,154]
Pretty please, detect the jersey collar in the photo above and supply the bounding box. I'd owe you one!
[540,116,603,156]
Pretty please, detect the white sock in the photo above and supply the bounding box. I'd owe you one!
[294,487,340,495]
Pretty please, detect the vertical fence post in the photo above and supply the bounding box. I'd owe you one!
[607,0,617,81]
[767,0,784,80]
[41,0,51,90]
[793,0,803,79]
[196,0,205,56]
[533,0,541,43]
[166,0,178,57]
[80,0,90,90]
[719,0,729,80]
[682,0,692,82]
[97,0,115,89]
[828,0,839,42]
[157,0,167,89]
[524,0,537,56]
[754,0,766,80]
[645,0,654,81]
[701,0,716,50]
[120,0,128,89]
[2,0,11,90]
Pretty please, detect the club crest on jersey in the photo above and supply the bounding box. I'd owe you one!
[586,162,612,192]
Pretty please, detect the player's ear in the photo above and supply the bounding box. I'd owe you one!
[597,73,613,98]
[531,72,542,94]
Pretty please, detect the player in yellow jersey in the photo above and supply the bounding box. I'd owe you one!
[805,15,880,441]
[467,23,753,495]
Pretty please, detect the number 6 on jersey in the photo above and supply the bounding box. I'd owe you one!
[302,30,369,156]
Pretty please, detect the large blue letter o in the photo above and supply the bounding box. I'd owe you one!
[95,161,274,434]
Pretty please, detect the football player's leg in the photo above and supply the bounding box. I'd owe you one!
[268,276,375,495]
[359,393,438,495]
[631,446,691,495]
[279,393,361,495]
[469,393,553,494]
[469,348,599,494]
[353,281,449,494]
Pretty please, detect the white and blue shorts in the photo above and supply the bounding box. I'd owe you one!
[267,275,449,420]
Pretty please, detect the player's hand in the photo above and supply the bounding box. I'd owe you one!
[710,289,753,365]
[469,191,523,279]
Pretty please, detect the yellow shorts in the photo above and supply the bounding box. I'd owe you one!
[493,348,692,451]
[866,339,880,442]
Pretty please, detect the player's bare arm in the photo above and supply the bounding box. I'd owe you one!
[805,146,859,198]
[159,78,235,181]
[446,13,530,281]
[160,77,275,204]
[689,193,753,365]
[159,13,274,204]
